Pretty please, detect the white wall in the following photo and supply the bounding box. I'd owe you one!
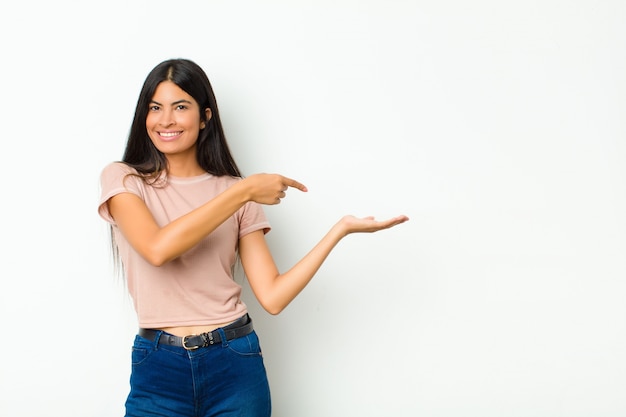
[1,1,625,416]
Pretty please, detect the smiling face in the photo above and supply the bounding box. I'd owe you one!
[146,80,212,163]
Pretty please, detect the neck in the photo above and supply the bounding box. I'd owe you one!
[165,154,204,177]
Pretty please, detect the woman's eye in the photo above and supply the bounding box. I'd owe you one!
[176,105,188,110]
[149,105,160,111]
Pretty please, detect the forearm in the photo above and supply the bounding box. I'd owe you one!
[112,173,306,267]
[263,223,347,314]
[242,215,408,314]
[149,181,250,265]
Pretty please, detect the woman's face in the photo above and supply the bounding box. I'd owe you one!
[145,80,211,158]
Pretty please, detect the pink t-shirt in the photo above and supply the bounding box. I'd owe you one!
[98,162,271,328]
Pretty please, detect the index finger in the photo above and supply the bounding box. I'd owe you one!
[283,177,308,192]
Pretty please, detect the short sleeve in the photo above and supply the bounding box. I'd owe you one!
[98,162,144,224]
[238,201,271,238]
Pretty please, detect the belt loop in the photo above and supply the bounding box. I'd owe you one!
[152,330,163,350]
[216,328,228,347]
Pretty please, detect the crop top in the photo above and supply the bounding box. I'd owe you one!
[98,162,271,328]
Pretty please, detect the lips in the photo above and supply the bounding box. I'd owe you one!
[158,131,183,141]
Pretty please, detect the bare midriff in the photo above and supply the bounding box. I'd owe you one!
[158,320,237,337]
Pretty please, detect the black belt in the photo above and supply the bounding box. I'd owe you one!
[139,314,253,351]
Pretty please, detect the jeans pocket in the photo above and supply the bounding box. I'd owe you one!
[227,331,262,357]
[131,335,155,366]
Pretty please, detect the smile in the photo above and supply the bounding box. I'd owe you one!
[159,131,183,138]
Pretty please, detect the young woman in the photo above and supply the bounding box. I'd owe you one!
[98,58,408,417]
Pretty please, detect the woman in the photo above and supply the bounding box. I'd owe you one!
[98,58,408,417]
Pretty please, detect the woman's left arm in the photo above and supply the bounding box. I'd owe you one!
[239,214,409,315]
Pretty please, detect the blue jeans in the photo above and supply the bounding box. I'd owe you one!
[124,328,271,417]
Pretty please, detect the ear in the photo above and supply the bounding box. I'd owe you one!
[200,108,213,129]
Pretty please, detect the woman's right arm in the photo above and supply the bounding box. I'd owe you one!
[107,173,307,266]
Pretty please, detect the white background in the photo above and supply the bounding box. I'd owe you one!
[1,1,625,416]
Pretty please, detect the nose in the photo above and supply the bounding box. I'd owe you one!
[158,108,175,126]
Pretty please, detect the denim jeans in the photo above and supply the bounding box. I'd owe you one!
[124,327,271,417]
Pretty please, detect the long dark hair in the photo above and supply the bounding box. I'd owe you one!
[122,58,241,178]
[111,59,243,278]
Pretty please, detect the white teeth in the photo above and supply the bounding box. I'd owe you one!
[160,132,181,137]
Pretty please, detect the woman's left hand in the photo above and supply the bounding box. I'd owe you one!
[337,214,409,235]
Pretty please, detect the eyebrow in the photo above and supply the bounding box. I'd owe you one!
[149,99,194,106]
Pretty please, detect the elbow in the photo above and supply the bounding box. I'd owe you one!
[142,239,183,267]
[264,305,285,316]
[259,298,287,316]
[145,255,168,267]
[149,257,168,267]
[142,247,172,267]
[250,279,293,315]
